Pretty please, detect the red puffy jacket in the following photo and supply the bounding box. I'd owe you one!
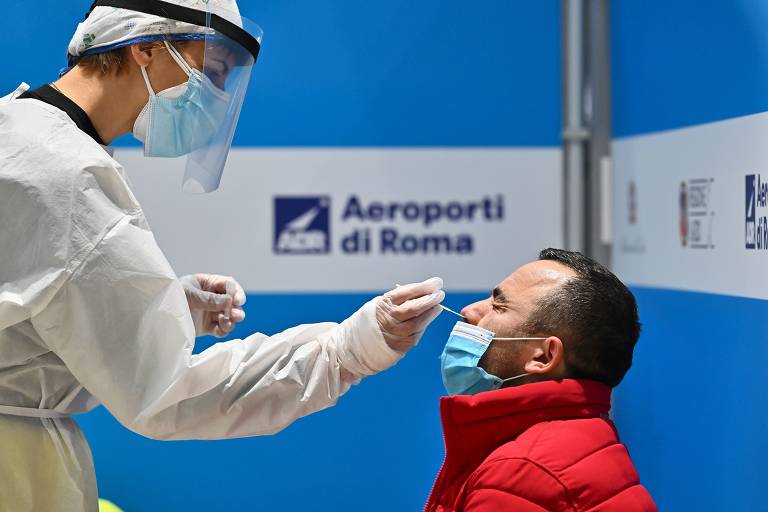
[424,379,656,511]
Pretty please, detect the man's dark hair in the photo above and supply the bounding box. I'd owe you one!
[522,248,641,387]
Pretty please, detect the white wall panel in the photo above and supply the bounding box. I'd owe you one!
[118,148,563,292]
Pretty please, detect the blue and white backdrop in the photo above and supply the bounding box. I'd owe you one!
[10,1,768,510]
[611,1,768,509]
[4,1,562,510]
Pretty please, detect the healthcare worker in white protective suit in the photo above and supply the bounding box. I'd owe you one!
[0,1,446,510]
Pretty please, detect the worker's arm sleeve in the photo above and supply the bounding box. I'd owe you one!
[31,214,402,440]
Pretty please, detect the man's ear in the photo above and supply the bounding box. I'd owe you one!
[129,43,159,68]
[523,336,565,375]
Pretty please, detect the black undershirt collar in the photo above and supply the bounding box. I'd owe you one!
[18,85,107,146]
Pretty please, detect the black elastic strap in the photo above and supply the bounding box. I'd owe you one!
[18,85,107,146]
[86,0,260,60]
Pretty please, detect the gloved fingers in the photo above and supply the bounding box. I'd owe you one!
[212,323,229,338]
[381,304,443,352]
[382,289,445,323]
[213,306,246,335]
[198,274,246,307]
[415,302,443,332]
[189,288,233,312]
[229,307,246,323]
[218,313,233,333]
[383,303,443,339]
[195,273,224,292]
[199,313,219,336]
[384,277,443,306]
[225,279,247,307]
[204,313,233,338]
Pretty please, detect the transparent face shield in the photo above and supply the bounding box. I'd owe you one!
[181,8,262,193]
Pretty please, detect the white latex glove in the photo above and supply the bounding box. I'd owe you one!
[376,277,445,353]
[180,274,247,338]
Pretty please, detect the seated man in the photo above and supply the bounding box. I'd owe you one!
[424,248,657,511]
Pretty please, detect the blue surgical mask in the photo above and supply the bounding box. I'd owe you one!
[440,321,546,396]
[133,41,230,158]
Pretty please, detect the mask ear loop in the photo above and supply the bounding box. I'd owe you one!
[137,64,156,155]
[164,40,232,102]
[164,40,194,77]
[139,41,184,96]
[492,336,550,386]
[493,337,547,340]
[500,373,529,384]
[140,66,156,97]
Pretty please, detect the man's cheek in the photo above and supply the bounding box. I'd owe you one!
[477,346,492,373]
[477,318,498,332]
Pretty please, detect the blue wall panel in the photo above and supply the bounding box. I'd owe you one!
[612,0,768,508]
[612,0,768,137]
[4,0,561,147]
[614,287,768,510]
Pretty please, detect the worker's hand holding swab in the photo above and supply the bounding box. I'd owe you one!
[376,277,445,353]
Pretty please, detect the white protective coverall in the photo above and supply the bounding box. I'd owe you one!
[0,85,404,511]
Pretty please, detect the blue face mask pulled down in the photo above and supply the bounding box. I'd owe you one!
[133,42,230,158]
[440,321,546,396]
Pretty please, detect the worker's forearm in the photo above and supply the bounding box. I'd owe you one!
[129,300,401,440]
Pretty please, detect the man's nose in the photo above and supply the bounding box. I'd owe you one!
[461,298,491,325]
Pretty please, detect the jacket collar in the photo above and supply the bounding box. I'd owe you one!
[438,379,612,479]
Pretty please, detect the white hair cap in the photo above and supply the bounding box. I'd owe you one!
[67,0,242,61]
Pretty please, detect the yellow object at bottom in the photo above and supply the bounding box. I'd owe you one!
[98,499,125,512]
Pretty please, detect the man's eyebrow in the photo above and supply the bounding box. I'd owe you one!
[492,287,507,303]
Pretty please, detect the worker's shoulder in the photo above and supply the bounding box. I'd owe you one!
[0,97,114,169]
[0,98,135,210]
[0,97,144,277]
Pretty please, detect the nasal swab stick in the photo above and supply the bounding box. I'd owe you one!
[395,283,465,320]
[439,304,466,319]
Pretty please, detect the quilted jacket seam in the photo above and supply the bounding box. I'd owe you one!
[558,439,619,472]
[581,482,646,512]
[466,456,578,512]
[520,421,551,458]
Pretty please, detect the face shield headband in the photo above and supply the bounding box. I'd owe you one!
[84,0,260,61]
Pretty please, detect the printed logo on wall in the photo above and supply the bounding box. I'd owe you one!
[273,194,505,256]
[619,179,646,254]
[679,181,688,247]
[612,117,768,300]
[114,147,561,291]
[274,196,331,254]
[745,173,767,250]
[679,178,715,249]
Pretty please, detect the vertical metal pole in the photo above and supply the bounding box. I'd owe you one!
[562,0,612,265]
[586,0,613,266]
[562,0,587,253]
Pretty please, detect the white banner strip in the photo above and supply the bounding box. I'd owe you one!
[613,112,768,300]
[116,148,563,293]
